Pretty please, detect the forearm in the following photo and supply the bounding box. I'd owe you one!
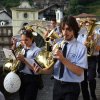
[61,57,84,76]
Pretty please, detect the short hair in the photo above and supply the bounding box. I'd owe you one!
[60,16,80,38]
[51,18,56,23]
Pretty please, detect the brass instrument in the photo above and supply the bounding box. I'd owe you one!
[3,44,22,93]
[79,18,99,56]
[4,24,62,70]
[3,44,23,72]
[34,27,62,69]
[34,40,65,69]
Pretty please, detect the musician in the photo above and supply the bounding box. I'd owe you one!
[45,18,62,38]
[33,16,88,100]
[77,20,100,100]
[16,29,43,100]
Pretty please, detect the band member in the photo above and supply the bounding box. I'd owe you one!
[32,16,88,100]
[16,29,43,100]
[97,51,100,78]
[77,20,100,100]
[45,18,62,38]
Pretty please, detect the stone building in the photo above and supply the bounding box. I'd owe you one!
[0,8,12,49]
[11,1,62,35]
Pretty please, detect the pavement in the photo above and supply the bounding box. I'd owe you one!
[3,74,100,100]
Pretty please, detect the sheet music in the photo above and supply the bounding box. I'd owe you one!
[3,48,16,60]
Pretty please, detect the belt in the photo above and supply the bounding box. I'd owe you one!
[55,79,79,85]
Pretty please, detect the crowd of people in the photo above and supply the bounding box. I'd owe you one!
[1,16,100,100]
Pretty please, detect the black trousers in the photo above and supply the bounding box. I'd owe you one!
[53,79,80,100]
[18,73,39,100]
[81,56,97,100]
[97,52,100,74]
[81,69,90,100]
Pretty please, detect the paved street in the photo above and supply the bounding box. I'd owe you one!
[4,74,100,100]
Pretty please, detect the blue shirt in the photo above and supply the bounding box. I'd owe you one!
[77,26,88,44]
[20,42,41,74]
[77,27,100,56]
[53,38,88,82]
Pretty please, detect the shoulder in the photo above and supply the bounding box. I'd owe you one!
[76,40,87,50]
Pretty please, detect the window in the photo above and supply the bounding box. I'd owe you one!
[3,28,7,36]
[23,13,28,18]
[8,29,12,36]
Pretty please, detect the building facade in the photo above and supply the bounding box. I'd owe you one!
[0,9,12,49]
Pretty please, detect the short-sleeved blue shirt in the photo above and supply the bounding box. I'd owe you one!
[20,42,41,74]
[53,38,88,82]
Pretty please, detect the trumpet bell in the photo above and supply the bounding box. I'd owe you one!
[34,49,55,68]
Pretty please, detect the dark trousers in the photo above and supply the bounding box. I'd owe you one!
[81,56,97,100]
[18,73,39,100]
[97,52,100,74]
[81,69,90,100]
[53,79,80,100]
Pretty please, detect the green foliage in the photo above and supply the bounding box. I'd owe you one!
[65,0,100,16]
[70,0,79,5]
[0,0,33,9]
[84,0,100,15]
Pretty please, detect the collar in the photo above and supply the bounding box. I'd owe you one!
[24,42,36,50]
[64,38,76,44]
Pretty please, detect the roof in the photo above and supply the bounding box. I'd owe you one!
[0,10,12,18]
[38,4,59,14]
[74,13,96,18]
